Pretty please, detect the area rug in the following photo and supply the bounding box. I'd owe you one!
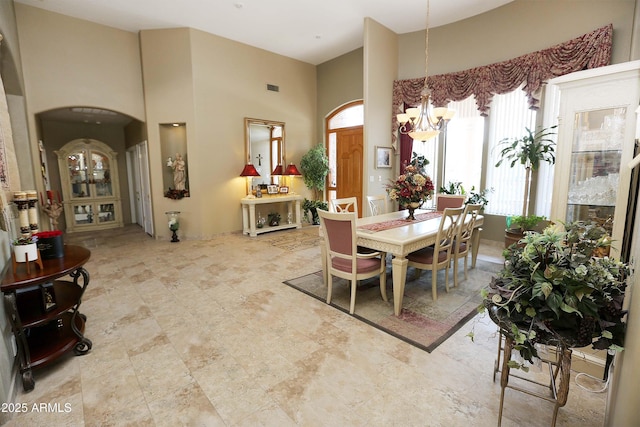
[258,226,321,251]
[284,258,502,352]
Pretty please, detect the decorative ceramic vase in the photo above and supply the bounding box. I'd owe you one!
[407,202,422,220]
[14,243,38,263]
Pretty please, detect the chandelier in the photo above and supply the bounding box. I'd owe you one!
[397,0,454,141]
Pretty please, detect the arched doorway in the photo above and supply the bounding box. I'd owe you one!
[325,101,364,217]
[35,106,151,233]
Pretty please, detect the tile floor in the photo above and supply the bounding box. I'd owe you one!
[4,225,609,426]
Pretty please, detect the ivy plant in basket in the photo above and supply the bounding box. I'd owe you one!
[481,220,629,370]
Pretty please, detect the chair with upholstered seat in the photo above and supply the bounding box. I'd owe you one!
[329,197,358,214]
[452,203,483,288]
[318,209,387,314]
[436,194,466,211]
[330,196,378,253]
[407,207,464,301]
[366,194,389,217]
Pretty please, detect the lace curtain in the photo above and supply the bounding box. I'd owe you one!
[391,24,613,148]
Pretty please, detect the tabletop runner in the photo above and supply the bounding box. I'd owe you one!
[358,211,442,233]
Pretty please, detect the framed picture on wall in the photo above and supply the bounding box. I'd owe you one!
[376,146,392,168]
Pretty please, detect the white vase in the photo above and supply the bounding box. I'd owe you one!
[14,243,38,263]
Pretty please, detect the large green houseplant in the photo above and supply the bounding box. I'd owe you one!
[495,125,556,247]
[482,221,629,370]
[300,144,329,224]
[495,125,556,218]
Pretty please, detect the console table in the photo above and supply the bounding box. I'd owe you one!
[241,194,303,237]
[1,245,92,392]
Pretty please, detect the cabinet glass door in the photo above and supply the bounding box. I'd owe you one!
[97,203,116,223]
[73,204,94,225]
[68,150,90,198]
[566,107,626,234]
[92,151,112,197]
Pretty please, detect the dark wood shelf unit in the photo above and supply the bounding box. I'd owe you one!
[1,245,92,392]
[25,312,85,369]
[16,281,81,328]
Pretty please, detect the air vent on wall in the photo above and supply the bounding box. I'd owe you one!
[266,84,279,92]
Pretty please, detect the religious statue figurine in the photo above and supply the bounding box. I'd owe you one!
[42,200,64,230]
[169,153,186,191]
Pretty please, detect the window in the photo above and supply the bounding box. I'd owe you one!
[410,137,438,210]
[485,88,538,216]
[328,104,364,129]
[437,87,554,218]
[443,97,484,193]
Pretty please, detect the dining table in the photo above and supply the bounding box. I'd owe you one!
[320,208,484,316]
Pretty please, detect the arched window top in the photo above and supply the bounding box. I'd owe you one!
[328,102,363,130]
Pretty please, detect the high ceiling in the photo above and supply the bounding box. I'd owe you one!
[16,0,513,66]
[18,0,513,125]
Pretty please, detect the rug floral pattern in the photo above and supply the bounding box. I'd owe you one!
[284,258,502,352]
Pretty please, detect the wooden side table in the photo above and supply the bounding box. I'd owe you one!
[1,245,92,392]
[241,194,303,237]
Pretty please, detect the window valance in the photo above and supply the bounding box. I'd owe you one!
[391,24,613,147]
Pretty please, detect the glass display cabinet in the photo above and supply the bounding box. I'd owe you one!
[57,139,123,232]
[549,61,639,260]
[547,60,639,381]
[565,108,625,233]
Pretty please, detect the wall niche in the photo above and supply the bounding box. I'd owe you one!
[160,123,189,199]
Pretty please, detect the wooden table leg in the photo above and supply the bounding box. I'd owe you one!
[471,227,482,268]
[392,256,408,316]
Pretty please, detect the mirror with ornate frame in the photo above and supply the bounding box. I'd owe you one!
[244,118,285,186]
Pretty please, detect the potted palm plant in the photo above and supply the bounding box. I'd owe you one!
[300,144,330,225]
[482,220,629,370]
[495,125,556,247]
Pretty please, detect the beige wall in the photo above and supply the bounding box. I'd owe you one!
[399,0,637,80]
[316,48,363,145]
[15,5,145,120]
[141,28,317,238]
[363,19,398,199]
[14,4,146,230]
[0,2,29,416]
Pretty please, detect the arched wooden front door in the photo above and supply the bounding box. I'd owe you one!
[326,101,364,217]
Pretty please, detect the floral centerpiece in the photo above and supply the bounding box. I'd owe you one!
[386,153,434,220]
[482,220,629,370]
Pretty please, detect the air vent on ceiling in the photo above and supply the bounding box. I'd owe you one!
[266,84,279,92]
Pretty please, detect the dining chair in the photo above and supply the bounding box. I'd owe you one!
[366,194,389,217]
[436,194,466,211]
[317,209,387,314]
[329,197,358,214]
[452,203,483,288]
[407,206,464,301]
